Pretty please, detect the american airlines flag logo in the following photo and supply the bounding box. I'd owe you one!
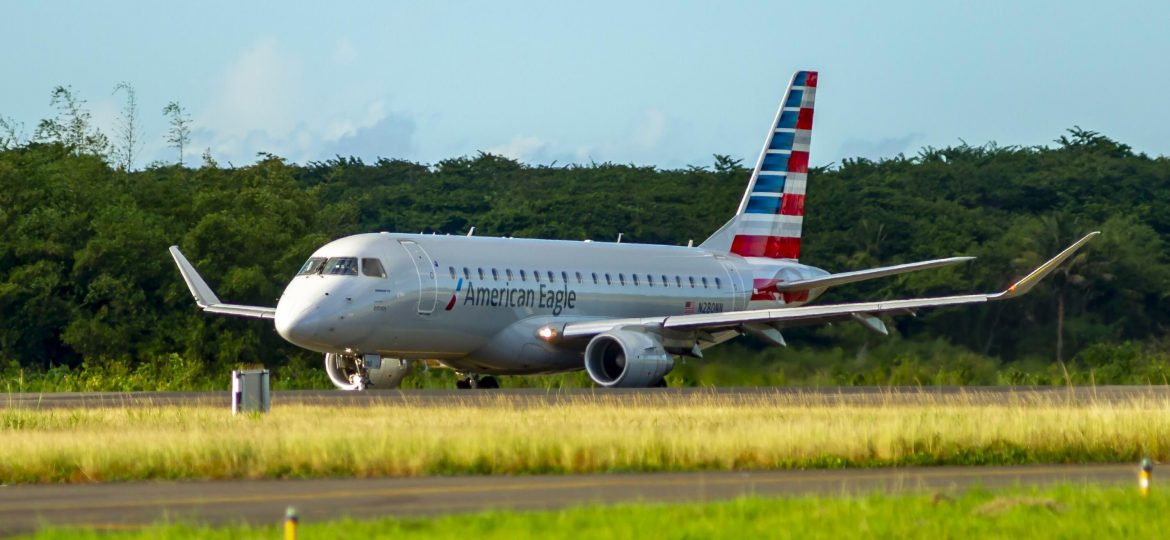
[730,70,817,261]
[684,301,695,314]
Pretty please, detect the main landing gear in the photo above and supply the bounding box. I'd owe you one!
[455,374,500,390]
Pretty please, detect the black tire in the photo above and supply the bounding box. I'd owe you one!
[652,378,668,388]
[477,376,500,389]
[456,379,472,389]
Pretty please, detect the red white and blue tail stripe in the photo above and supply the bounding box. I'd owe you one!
[729,70,817,260]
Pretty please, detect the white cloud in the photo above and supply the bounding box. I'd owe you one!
[485,136,547,162]
[320,113,416,162]
[205,38,302,139]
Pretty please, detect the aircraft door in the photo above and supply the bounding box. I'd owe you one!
[716,257,747,311]
[398,240,439,315]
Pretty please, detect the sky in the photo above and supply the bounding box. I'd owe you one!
[3,1,1168,170]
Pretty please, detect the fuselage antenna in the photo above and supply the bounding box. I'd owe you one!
[467,227,476,237]
[617,233,623,244]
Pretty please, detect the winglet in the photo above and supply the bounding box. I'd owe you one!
[990,231,1100,300]
[168,246,222,308]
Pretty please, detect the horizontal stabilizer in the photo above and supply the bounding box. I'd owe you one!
[169,246,277,320]
[773,256,974,292]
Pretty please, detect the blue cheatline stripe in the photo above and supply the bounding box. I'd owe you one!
[761,153,790,171]
[745,196,782,214]
[753,174,786,193]
[784,89,804,108]
[768,131,795,150]
[456,278,463,291]
[777,110,799,129]
[794,71,809,86]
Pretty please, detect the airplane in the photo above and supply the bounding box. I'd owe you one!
[170,70,1098,390]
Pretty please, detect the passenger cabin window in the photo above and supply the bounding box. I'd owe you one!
[491,268,499,280]
[324,257,359,276]
[605,273,612,285]
[632,274,639,286]
[715,277,722,289]
[689,276,696,288]
[576,272,583,284]
[520,269,527,281]
[661,275,669,287]
[619,273,626,286]
[562,271,569,283]
[548,271,555,283]
[478,268,485,280]
[449,266,456,279]
[702,277,709,288]
[675,276,682,288]
[362,258,387,278]
[592,272,599,284]
[463,267,471,279]
[534,270,541,283]
[506,269,514,281]
[297,257,326,275]
[647,274,654,287]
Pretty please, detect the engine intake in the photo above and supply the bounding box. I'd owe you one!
[584,330,674,387]
[325,353,412,390]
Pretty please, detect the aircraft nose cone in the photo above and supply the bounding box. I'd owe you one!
[275,305,325,348]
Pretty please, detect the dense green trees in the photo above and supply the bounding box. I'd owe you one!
[1,117,1168,386]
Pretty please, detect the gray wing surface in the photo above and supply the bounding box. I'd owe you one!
[562,232,1099,339]
[169,246,277,320]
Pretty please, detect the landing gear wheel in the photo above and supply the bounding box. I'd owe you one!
[456,378,473,390]
[477,376,500,389]
[652,377,668,388]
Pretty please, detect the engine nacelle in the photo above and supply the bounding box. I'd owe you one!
[584,329,674,388]
[325,353,412,390]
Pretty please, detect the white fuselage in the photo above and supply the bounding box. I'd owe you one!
[274,232,828,375]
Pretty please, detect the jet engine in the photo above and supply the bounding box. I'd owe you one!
[325,353,412,390]
[584,329,674,387]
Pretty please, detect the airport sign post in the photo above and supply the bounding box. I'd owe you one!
[231,369,271,414]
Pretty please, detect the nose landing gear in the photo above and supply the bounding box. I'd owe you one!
[455,374,500,390]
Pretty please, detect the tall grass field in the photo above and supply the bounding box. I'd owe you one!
[2,390,1168,483]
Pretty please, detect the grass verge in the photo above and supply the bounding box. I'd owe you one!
[23,485,1170,539]
[2,391,1169,483]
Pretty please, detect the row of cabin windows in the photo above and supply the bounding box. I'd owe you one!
[448,266,723,289]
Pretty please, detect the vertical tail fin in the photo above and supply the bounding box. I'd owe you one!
[700,70,817,260]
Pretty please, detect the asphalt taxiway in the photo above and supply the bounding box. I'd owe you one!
[0,464,1139,534]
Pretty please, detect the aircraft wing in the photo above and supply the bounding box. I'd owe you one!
[168,246,277,320]
[561,232,1098,339]
[770,256,974,292]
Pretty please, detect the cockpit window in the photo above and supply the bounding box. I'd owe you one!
[297,257,327,275]
[362,258,386,278]
[324,257,359,276]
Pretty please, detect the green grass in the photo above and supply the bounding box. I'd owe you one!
[3,391,1169,483]
[24,485,1170,539]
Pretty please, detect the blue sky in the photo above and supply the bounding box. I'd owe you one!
[3,1,1167,169]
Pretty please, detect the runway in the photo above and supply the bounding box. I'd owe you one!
[0,464,1138,534]
[3,385,1169,409]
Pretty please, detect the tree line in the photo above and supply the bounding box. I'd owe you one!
[2,85,1169,387]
